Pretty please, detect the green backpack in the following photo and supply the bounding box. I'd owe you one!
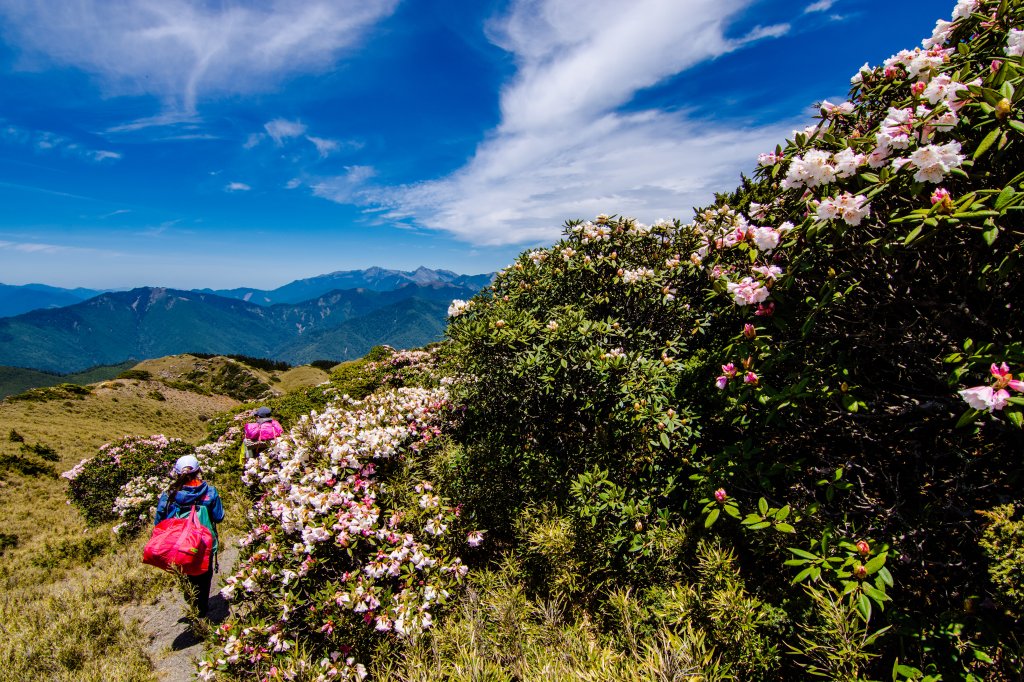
[173,504,218,557]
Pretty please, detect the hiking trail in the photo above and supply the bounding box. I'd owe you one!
[124,540,239,682]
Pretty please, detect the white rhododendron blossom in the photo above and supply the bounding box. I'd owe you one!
[1007,29,1024,57]
[833,148,866,178]
[901,141,965,183]
[816,192,873,226]
[621,267,654,284]
[447,299,473,318]
[782,149,837,189]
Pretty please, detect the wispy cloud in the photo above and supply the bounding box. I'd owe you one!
[0,0,400,116]
[264,119,308,145]
[1,122,121,163]
[307,135,340,158]
[317,0,795,245]
[0,239,123,256]
[225,182,251,192]
[804,0,835,13]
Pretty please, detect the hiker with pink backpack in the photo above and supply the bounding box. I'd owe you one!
[149,454,224,618]
[240,405,284,465]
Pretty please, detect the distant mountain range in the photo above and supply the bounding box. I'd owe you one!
[0,283,105,317]
[196,266,494,306]
[0,267,493,318]
[0,268,490,373]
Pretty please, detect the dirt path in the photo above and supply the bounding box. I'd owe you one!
[125,541,240,682]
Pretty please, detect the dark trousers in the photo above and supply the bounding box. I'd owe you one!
[186,563,214,617]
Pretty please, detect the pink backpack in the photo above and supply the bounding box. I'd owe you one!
[142,506,214,576]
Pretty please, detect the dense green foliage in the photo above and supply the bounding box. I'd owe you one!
[441,3,1024,679]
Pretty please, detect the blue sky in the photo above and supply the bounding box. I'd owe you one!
[0,0,944,289]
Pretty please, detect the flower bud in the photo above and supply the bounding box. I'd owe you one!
[634,520,643,532]
[494,320,505,329]
[996,98,1012,120]
[856,540,870,556]
[911,81,926,96]
[743,324,757,339]
[853,564,868,580]
[714,488,727,503]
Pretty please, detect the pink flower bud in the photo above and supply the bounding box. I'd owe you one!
[856,540,870,556]
[911,81,926,96]
[714,488,727,503]
[853,564,868,580]
[930,188,951,204]
[992,59,1003,73]
[744,372,759,386]
[743,324,757,339]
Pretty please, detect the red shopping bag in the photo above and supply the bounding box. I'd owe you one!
[142,506,214,576]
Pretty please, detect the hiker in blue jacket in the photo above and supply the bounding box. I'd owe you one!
[155,454,225,618]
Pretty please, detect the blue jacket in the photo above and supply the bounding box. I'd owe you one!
[154,480,225,526]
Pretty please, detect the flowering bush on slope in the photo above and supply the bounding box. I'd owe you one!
[199,377,476,680]
[110,440,233,539]
[445,1,1024,678]
[63,435,195,525]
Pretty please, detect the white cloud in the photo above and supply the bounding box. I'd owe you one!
[306,135,340,158]
[1,121,122,163]
[329,0,795,245]
[225,182,251,192]
[0,0,400,115]
[311,166,377,204]
[264,119,307,145]
[0,240,122,256]
[804,0,835,13]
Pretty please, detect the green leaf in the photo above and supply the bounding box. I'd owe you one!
[660,432,670,449]
[857,593,872,621]
[792,566,814,584]
[955,409,979,428]
[758,497,768,515]
[747,521,771,530]
[865,553,887,575]
[1009,119,1024,135]
[776,505,791,521]
[904,225,924,245]
[1007,410,1023,428]
[995,186,1016,210]
[878,566,894,587]
[775,523,796,533]
[704,508,720,528]
[788,547,818,560]
[974,128,1001,159]
[983,225,1000,245]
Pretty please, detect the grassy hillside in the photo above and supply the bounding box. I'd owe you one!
[0,361,136,400]
[0,375,238,681]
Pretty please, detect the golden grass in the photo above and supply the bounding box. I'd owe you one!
[0,381,238,681]
[274,365,329,393]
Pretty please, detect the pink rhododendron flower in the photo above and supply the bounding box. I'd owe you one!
[467,531,485,547]
[743,324,757,339]
[714,488,728,503]
[726,278,770,306]
[911,81,927,96]
[744,372,759,386]
[952,0,978,21]
[758,152,781,166]
[959,386,1009,412]
[754,302,775,317]
[991,362,1024,392]
[716,363,738,389]
[856,540,871,556]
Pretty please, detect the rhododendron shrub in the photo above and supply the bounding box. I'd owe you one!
[63,435,196,525]
[447,1,1023,677]
[200,373,477,680]
[110,440,233,539]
